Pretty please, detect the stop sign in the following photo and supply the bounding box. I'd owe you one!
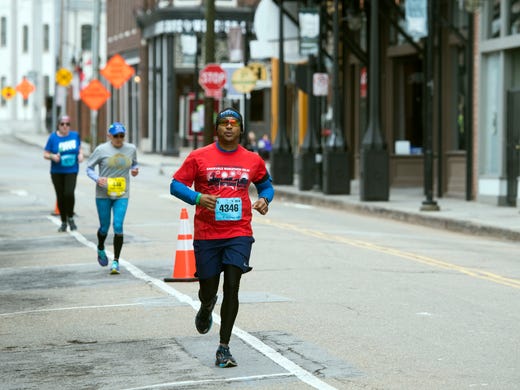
[199,63,226,98]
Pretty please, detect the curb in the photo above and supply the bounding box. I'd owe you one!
[275,189,520,243]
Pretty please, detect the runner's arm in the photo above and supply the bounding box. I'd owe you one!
[86,166,99,182]
[170,179,200,205]
[254,174,274,203]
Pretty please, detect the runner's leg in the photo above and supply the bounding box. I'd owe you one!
[220,264,242,345]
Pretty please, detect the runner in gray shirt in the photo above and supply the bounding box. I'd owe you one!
[86,122,139,274]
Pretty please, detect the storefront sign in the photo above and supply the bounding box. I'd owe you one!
[299,8,320,56]
[405,0,428,38]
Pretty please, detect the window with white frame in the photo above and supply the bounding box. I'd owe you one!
[81,25,92,51]
[511,0,520,34]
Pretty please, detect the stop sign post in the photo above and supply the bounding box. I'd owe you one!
[199,64,226,99]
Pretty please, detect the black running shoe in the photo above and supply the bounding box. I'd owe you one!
[58,223,67,232]
[215,345,237,368]
[195,295,217,334]
[68,218,77,231]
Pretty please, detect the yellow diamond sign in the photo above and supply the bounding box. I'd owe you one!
[231,67,257,94]
[56,68,73,87]
[1,86,16,100]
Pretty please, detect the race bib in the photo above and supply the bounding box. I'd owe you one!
[107,177,126,197]
[60,154,76,167]
[215,198,242,221]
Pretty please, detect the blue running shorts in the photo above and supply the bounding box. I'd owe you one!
[193,236,255,280]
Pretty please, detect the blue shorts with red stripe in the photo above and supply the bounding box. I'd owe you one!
[193,236,255,280]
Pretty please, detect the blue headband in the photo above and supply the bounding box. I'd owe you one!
[217,109,241,121]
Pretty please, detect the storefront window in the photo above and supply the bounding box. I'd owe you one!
[393,56,423,152]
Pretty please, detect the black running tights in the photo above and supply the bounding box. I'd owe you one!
[198,264,242,345]
[51,173,77,222]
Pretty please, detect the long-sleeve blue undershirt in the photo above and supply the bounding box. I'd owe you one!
[170,179,199,205]
[254,177,274,203]
[170,177,274,205]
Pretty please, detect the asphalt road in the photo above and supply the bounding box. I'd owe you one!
[1,134,520,390]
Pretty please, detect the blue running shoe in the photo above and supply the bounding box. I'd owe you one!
[215,345,237,368]
[97,249,108,267]
[110,260,120,275]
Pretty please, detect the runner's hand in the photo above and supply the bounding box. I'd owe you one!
[199,194,219,210]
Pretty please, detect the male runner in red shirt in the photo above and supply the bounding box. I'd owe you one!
[170,107,274,367]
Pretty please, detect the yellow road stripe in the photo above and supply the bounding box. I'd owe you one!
[260,218,520,290]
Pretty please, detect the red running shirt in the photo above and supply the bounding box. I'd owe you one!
[173,143,268,240]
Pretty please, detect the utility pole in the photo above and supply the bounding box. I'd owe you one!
[164,33,179,156]
[32,0,43,133]
[51,0,63,134]
[89,0,101,151]
[270,0,294,185]
[203,0,216,146]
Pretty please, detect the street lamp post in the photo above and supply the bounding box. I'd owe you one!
[270,0,294,185]
[420,0,439,210]
[359,0,389,201]
[322,0,350,195]
[463,0,481,200]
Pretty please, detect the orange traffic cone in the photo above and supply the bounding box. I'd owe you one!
[164,208,198,282]
[51,201,60,216]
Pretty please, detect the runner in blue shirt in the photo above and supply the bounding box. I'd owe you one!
[44,115,84,232]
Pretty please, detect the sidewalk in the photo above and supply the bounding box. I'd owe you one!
[9,120,520,242]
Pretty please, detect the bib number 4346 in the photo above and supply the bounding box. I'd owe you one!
[215,198,242,221]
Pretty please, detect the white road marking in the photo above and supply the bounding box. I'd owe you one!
[46,216,337,390]
[10,189,29,196]
[0,303,141,317]
[121,373,294,390]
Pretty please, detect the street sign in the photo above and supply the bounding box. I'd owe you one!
[101,54,135,89]
[313,73,329,96]
[231,66,257,94]
[199,63,226,98]
[80,79,111,111]
[1,86,16,100]
[55,68,73,87]
[360,67,367,98]
[247,62,267,81]
[16,77,35,100]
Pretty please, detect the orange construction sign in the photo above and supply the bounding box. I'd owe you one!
[16,77,35,100]
[80,79,111,111]
[100,54,135,89]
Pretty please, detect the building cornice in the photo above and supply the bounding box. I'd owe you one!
[136,6,255,38]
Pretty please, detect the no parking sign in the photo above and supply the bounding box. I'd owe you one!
[313,73,329,96]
